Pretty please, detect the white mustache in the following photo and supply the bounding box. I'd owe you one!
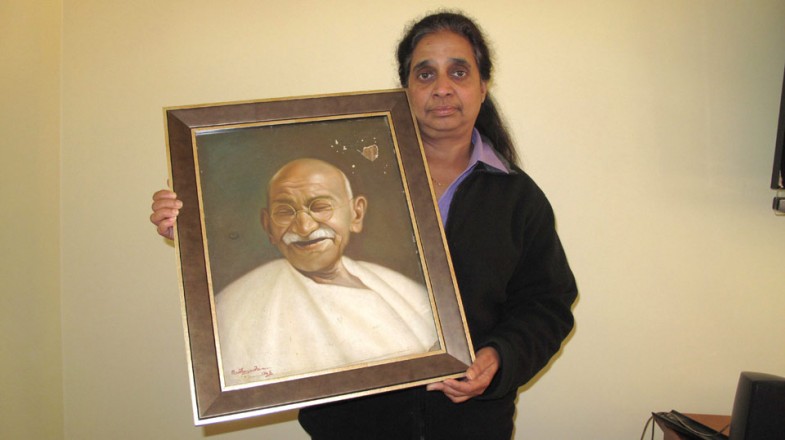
[282,226,336,245]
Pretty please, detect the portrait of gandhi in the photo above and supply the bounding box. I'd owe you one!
[215,158,439,386]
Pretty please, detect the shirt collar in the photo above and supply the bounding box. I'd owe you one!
[469,128,510,174]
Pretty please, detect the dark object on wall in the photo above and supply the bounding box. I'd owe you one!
[771,65,785,213]
[729,372,785,440]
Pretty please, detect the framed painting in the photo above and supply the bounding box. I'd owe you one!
[165,89,474,425]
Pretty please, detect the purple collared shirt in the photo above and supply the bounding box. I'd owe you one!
[437,129,510,225]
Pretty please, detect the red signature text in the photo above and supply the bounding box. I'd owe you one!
[231,365,273,378]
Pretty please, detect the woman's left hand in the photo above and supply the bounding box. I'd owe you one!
[426,346,500,403]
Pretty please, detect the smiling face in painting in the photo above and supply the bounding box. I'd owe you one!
[261,158,367,278]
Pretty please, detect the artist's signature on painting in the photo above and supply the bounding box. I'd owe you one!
[231,365,273,378]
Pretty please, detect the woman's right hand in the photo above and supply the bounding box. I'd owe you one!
[150,189,182,240]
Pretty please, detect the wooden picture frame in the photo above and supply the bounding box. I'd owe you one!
[165,89,473,425]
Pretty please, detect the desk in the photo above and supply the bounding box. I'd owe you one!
[655,413,731,440]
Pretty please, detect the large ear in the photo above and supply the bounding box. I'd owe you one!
[261,208,275,244]
[349,195,367,234]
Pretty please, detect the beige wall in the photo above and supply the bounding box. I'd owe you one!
[4,0,784,439]
[1,0,64,439]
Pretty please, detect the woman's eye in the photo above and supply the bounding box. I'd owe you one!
[417,71,434,81]
[452,70,467,78]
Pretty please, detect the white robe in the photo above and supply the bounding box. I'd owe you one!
[215,257,438,385]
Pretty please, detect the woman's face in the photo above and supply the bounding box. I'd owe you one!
[406,30,487,144]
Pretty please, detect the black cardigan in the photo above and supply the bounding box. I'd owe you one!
[299,163,577,440]
[447,162,577,399]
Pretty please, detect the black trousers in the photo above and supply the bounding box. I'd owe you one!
[298,386,516,440]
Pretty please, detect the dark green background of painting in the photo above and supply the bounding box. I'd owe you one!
[196,116,428,294]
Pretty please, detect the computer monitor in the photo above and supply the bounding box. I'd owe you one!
[729,372,785,439]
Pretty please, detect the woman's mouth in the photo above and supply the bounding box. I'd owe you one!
[429,105,458,116]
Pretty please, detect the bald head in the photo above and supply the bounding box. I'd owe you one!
[266,159,353,206]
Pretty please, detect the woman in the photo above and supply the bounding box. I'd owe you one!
[151,11,577,439]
